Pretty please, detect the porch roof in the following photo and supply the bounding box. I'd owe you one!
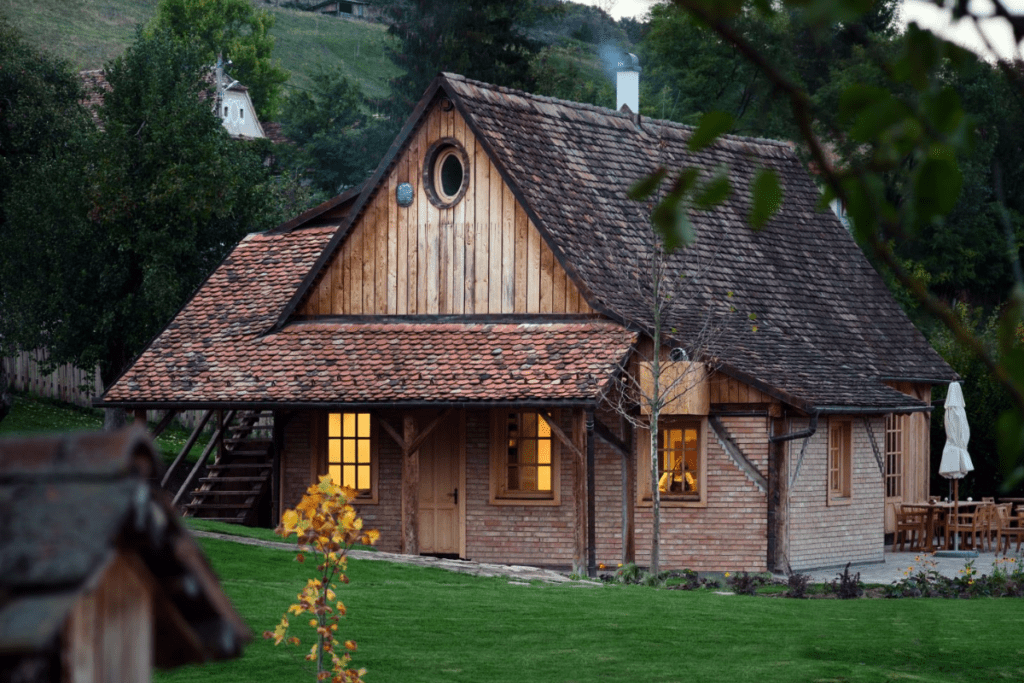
[101,227,634,407]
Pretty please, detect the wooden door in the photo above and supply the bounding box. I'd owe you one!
[418,415,462,555]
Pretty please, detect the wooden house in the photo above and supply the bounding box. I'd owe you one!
[0,428,249,682]
[99,73,956,574]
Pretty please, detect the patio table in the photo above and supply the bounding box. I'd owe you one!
[900,501,985,551]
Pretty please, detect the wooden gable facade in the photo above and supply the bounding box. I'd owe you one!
[298,103,593,317]
[102,73,957,576]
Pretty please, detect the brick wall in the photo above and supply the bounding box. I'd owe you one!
[280,412,313,515]
[463,410,578,566]
[785,416,884,570]
[633,416,769,572]
[354,427,402,553]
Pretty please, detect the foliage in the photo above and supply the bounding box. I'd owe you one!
[726,570,769,596]
[265,476,380,682]
[653,0,1024,486]
[151,0,289,118]
[785,572,811,599]
[884,554,1024,599]
[381,0,545,118]
[530,43,613,108]
[824,563,863,599]
[0,27,287,391]
[930,304,1023,498]
[278,67,395,195]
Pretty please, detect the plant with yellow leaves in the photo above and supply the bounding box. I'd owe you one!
[263,475,380,682]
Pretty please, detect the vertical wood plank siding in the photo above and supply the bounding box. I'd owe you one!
[299,105,593,316]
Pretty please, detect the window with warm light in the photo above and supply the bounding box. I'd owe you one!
[639,417,706,506]
[328,412,375,500]
[828,418,852,504]
[490,411,560,504]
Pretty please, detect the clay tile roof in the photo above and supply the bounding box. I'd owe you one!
[438,73,955,410]
[102,227,634,406]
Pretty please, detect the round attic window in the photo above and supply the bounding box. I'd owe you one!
[423,138,469,208]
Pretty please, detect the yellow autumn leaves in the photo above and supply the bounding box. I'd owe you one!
[263,475,379,683]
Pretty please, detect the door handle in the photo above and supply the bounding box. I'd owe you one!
[449,488,458,505]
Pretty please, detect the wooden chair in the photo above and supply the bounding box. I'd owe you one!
[946,507,986,550]
[895,506,928,551]
[1000,511,1024,555]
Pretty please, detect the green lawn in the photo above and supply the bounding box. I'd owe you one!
[157,537,1024,683]
[0,392,209,466]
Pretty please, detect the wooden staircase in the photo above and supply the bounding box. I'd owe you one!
[182,410,274,525]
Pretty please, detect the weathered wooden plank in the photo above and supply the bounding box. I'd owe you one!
[387,172,398,314]
[539,236,553,312]
[408,126,422,314]
[488,158,503,313]
[349,225,362,313]
[362,201,376,314]
[514,202,528,312]
[498,183,513,312]
[474,141,490,311]
[451,114,468,314]
[375,192,388,314]
[527,218,541,311]
[438,221,450,313]
[552,253,567,314]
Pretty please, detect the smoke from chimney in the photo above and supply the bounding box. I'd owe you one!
[615,53,641,114]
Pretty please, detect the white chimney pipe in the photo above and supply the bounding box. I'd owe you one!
[616,53,641,114]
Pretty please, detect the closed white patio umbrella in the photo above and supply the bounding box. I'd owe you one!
[939,382,974,553]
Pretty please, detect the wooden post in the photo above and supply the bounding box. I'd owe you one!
[402,414,419,555]
[767,418,788,572]
[621,415,635,565]
[586,411,596,577]
[133,409,147,426]
[572,409,586,577]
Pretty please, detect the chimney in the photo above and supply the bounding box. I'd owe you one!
[616,53,641,114]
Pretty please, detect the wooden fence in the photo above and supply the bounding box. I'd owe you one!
[2,350,207,431]
[2,350,102,409]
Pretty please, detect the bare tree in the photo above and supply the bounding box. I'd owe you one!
[602,226,727,575]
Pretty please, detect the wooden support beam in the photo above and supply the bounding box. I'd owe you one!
[594,417,629,457]
[571,409,586,577]
[173,410,235,507]
[541,410,584,461]
[586,411,596,577]
[620,415,635,565]
[406,408,453,455]
[133,408,147,425]
[150,410,179,439]
[401,414,419,556]
[161,410,214,489]
[376,414,406,450]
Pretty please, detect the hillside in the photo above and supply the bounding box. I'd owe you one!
[3,1,631,107]
[2,0,400,99]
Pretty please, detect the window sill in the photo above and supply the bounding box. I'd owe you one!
[639,497,708,509]
[827,494,852,507]
[489,495,560,507]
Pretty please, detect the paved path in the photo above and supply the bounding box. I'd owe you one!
[194,530,1020,586]
[798,550,1016,585]
[192,530,583,584]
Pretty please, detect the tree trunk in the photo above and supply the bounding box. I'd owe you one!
[650,406,660,575]
[0,360,12,424]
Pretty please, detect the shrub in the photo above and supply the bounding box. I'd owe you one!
[264,475,380,682]
[727,571,767,596]
[786,573,811,598]
[825,563,863,599]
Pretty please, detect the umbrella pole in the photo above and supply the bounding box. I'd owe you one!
[953,479,960,552]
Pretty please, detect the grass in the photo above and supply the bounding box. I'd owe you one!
[0,391,209,466]
[3,0,399,101]
[155,537,1024,683]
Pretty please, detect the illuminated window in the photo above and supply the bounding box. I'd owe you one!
[884,414,903,499]
[657,422,701,497]
[639,417,706,506]
[490,411,560,504]
[328,412,374,499]
[828,418,852,503]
